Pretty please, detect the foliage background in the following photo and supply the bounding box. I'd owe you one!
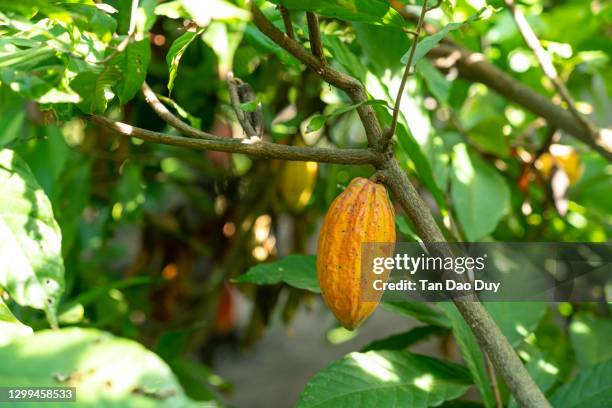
[0,0,610,406]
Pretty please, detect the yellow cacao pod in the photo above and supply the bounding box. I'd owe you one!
[317,177,396,330]
[280,159,318,213]
[536,145,583,185]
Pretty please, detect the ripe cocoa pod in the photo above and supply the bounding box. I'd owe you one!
[280,150,318,213]
[317,177,396,330]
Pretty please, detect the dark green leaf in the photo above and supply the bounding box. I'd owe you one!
[234,255,320,293]
[438,303,495,408]
[361,326,447,352]
[550,359,612,408]
[306,100,389,133]
[71,66,122,114]
[112,39,151,104]
[381,302,450,328]
[450,143,509,241]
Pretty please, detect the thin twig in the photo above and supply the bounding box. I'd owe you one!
[95,0,139,64]
[141,82,216,140]
[505,0,598,144]
[227,72,259,136]
[279,6,295,40]
[485,353,504,408]
[306,12,326,63]
[384,0,429,147]
[86,114,377,165]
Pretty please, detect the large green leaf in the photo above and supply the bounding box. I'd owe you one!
[0,327,213,407]
[438,303,495,408]
[450,143,510,241]
[550,359,612,408]
[166,29,204,94]
[71,65,122,114]
[0,149,64,327]
[0,297,32,347]
[268,0,405,27]
[111,39,151,104]
[297,350,472,408]
[381,302,450,328]
[234,255,320,293]
[569,312,612,369]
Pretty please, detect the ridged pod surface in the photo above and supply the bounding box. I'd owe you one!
[317,177,396,330]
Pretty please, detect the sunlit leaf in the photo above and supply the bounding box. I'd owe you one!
[0,297,32,347]
[298,350,472,408]
[0,327,213,407]
[166,29,204,94]
[450,143,509,241]
[111,39,151,104]
[0,149,64,327]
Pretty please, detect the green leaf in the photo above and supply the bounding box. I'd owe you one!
[484,302,547,347]
[0,297,32,347]
[569,312,612,369]
[111,39,151,104]
[297,350,472,408]
[306,100,389,133]
[0,149,64,327]
[450,143,509,241]
[361,326,447,352]
[268,0,405,27]
[0,327,211,407]
[401,8,491,67]
[323,34,367,81]
[550,359,612,408]
[166,29,204,94]
[233,255,320,293]
[240,99,260,113]
[381,302,450,328]
[438,303,495,408]
[71,65,122,114]
[417,59,451,104]
[466,117,510,158]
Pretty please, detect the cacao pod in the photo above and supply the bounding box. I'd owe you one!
[536,144,583,185]
[280,142,318,212]
[317,177,396,330]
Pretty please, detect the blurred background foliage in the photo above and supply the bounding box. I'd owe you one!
[0,0,610,406]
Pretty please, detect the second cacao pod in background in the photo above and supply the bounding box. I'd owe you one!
[317,177,396,330]
[279,140,318,212]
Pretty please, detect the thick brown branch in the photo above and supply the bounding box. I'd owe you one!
[86,114,376,165]
[427,45,612,161]
[306,12,326,63]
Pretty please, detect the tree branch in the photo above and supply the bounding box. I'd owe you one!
[86,114,377,165]
[385,0,429,147]
[306,12,326,63]
[279,6,295,40]
[427,45,611,160]
[141,82,218,140]
[251,5,551,407]
[250,4,383,148]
